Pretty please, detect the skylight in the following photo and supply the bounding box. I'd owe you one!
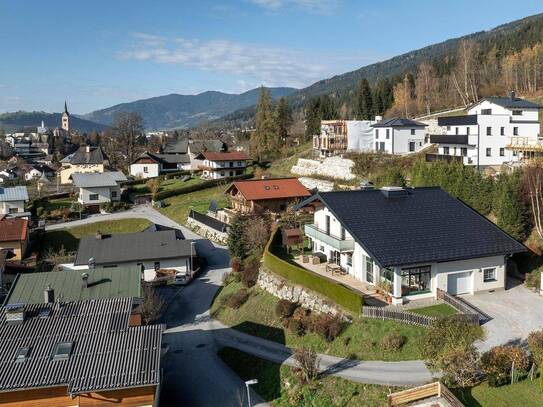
[52,342,73,360]
[15,347,30,362]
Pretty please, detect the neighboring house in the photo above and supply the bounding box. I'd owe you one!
[0,216,28,260]
[24,163,55,181]
[0,297,162,406]
[0,186,29,216]
[0,169,18,183]
[225,177,311,218]
[59,145,109,184]
[187,139,227,170]
[313,120,377,157]
[4,266,142,305]
[297,187,526,305]
[67,230,195,282]
[72,171,127,207]
[372,118,427,154]
[196,151,250,179]
[430,92,542,167]
[130,151,191,179]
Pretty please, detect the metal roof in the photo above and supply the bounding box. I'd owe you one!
[372,117,426,128]
[483,96,542,109]
[0,186,29,202]
[297,187,526,268]
[4,266,142,305]
[162,139,189,154]
[437,114,478,126]
[61,146,108,165]
[74,230,194,266]
[71,171,127,188]
[0,297,162,395]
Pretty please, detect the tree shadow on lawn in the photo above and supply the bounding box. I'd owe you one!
[43,230,79,252]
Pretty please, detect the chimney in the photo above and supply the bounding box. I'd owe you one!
[380,186,409,199]
[374,115,383,122]
[510,90,516,100]
[82,272,89,288]
[44,285,54,304]
[86,144,91,153]
[359,180,374,191]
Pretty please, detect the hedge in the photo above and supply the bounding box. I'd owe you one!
[153,173,253,201]
[263,228,364,315]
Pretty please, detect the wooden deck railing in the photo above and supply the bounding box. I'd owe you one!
[387,381,464,406]
[362,306,436,327]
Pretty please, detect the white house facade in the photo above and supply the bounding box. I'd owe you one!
[71,171,126,206]
[196,151,250,179]
[129,151,191,179]
[0,186,29,217]
[299,187,525,305]
[372,118,427,155]
[430,92,541,167]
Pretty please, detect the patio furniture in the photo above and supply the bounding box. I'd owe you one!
[302,255,309,263]
[311,256,321,265]
[326,263,341,275]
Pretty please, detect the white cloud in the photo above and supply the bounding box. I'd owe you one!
[118,33,375,90]
[248,0,337,13]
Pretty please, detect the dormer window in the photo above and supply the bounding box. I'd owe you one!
[52,342,73,361]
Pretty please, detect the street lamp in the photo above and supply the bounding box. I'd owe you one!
[245,379,258,407]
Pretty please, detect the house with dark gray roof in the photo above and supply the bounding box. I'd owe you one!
[59,145,110,184]
[297,186,526,305]
[371,117,427,155]
[129,150,191,179]
[188,139,228,170]
[72,170,127,207]
[430,91,541,167]
[66,230,196,282]
[0,297,162,405]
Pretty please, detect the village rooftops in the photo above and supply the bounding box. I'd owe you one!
[226,177,311,201]
[162,139,189,154]
[60,145,108,165]
[296,187,526,268]
[371,117,426,128]
[71,171,127,188]
[196,151,250,161]
[132,151,191,165]
[0,186,28,202]
[189,139,227,154]
[0,297,162,395]
[4,266,142,305]
[0,217,28,242]
[74,230,194,266]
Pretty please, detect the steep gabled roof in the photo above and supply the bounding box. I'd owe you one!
[0,217,28,242]
[226,177,311,201]
[372,117,426,128]
[163,139,189,154]
[297,187,526,267]
[189,140,227,155]
[480,96,542,109]
[61,146,108,165]
[0,186,28,202]
[71,171,127,188]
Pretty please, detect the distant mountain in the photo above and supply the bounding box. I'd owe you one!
[0,111,107,133]
[214,12,543,126]
[83,87,297,130]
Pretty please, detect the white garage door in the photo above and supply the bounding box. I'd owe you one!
[448,272,472,295]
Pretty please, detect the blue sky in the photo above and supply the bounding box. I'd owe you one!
[1,0,542,114]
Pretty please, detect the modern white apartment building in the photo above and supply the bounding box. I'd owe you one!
[371,118,427,155]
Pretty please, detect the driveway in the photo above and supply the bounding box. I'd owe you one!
[463,279,543,351]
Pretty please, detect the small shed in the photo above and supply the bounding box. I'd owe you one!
[282,228,303,248]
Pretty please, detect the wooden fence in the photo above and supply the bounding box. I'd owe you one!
[387,381,464,407]
[436,288,481,325]
[362,306,436,327]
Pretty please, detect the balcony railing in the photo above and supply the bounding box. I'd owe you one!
[304,224,354,252]
[429,134,470,145]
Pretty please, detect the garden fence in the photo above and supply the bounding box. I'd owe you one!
[362,306,435,327]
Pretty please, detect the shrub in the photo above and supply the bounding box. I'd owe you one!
[481,345,530,386]
[292,306,309,321]
[230,257,241,273]
[380,333,406,351]
[528,330,543,366]
[293,347,320,384]
[312,313,343,342]
[440,346,481,388]
[225,289,250,309]
[525,269,541,290]
[241,263,259,288]
[287,318,306,336]
[221,272,231,286]
[36,206,45,217]
[275,299,298,319]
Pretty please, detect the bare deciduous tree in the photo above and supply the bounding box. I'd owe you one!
[294,347,320,384]
[141,284,165,324]
[524,161,543,239]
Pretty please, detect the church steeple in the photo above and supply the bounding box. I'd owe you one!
[62,100,70,132]
[64,100,69,115]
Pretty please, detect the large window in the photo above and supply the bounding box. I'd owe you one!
[483,268,496,282]
[401,265,431,295]
[89,194,99,201]
[443,146,450,155]
[365,256,373,283]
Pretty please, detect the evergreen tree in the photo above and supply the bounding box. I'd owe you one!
[355,78,374,119]
[250,87,277,161]
[275,97,293,142]
[318,94,337,120]
[494,170,529,241]
[227,215,248,259]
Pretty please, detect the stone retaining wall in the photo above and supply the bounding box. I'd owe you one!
[298,177,334,192]
[291,157,356,181]
[257,268,345,317]
[186,218,228,245]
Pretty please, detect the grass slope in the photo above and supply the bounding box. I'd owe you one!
[410,304,458,317]
[456,378,543,407]
[44,218,151,252]
[211,281,426,361]
[218,346,396,406]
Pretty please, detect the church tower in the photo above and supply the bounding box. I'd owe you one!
[61,100,70,132]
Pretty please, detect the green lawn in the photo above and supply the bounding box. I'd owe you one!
[455,379,543,407]
[43,218,152,252]
[158,184,228,225]
[43,197,74,211]
[410,303,458,317]
[159,176,204,191]
[211,281,427,361]
[265,143,313,178]
[218,347,396,406]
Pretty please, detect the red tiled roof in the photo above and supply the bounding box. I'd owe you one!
[0,217,28,242]
[227,178,311,201]
[200,151,250,161]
